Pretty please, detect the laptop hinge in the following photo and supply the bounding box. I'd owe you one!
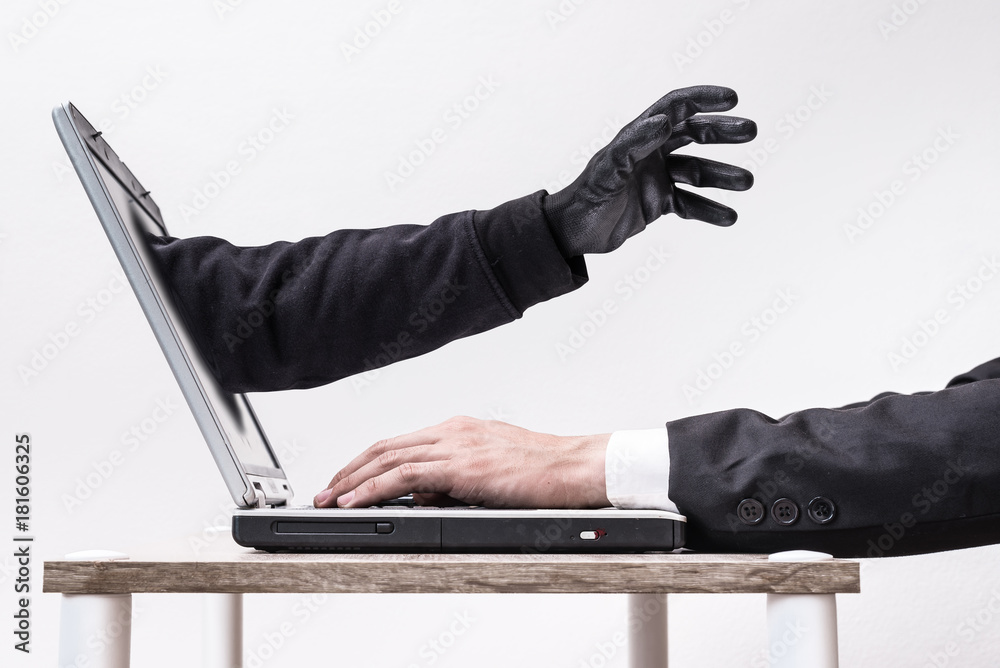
[246,474,293,508]
[251,486,268,509]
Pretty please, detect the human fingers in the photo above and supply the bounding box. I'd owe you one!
[330,442,446,503]
[338,460,451,508]
[315,442,444,507]
[319,423,447,495]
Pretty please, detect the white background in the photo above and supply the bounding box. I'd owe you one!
[3,0,1000,666]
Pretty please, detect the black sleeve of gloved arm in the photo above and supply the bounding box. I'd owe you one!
[666,356,1000,557]
[148,191,587,393]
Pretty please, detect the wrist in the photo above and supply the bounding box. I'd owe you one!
[539,189,572,259]
[471,191,588,312]
[566,432,612,508]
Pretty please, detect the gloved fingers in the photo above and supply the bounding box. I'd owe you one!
[664,154,754,191]
[658,115,757,154]
[594,114,672,190]
[667,187,740,226]
[640,85,740,127]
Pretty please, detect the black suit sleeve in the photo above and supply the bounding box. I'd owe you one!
[148,191,587,393]
[666,357,1000,557]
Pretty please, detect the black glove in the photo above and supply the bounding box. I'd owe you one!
[543,85,757,258]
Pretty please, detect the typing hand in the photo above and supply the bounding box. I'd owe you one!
[313,417,611,509]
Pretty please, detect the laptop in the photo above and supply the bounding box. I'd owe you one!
[53,101,686,552]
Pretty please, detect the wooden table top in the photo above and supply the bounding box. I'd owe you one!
[44,551,860,595]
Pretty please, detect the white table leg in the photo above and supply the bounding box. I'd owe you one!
[203,593,243,668]
[766,551,839,668]
[628,593,668,667]
[59,593,132,668]
[59,551,132,668]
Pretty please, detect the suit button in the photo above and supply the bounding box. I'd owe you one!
[807,497,836,524]
[737,498,765,525]
[771,498,799,525]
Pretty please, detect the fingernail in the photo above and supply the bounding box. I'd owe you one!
[337,490,355,507]
[314,488,333,505]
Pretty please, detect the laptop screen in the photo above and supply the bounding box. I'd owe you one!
[89,141,282,477]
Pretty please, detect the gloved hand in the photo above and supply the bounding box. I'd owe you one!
[543,85,757,257]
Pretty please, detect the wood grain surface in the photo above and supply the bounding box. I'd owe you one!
[44,551,860,595]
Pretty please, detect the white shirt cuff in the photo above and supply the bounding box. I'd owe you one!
[605,427,678,513]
